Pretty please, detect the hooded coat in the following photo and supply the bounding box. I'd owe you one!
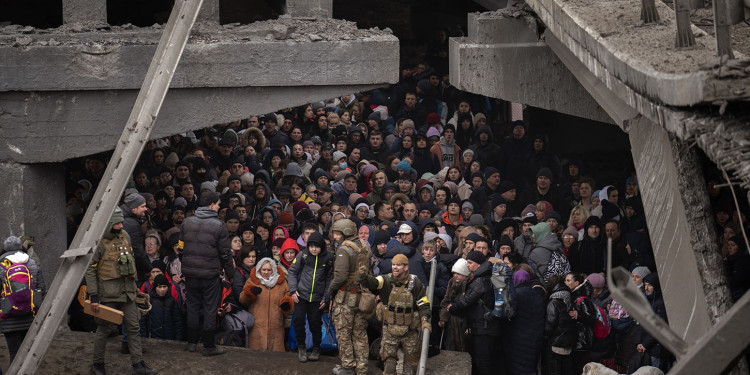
[430,136,461,169]
[239,258,294,351]
[287,232,334,303]
[639,273,672,367]
[410,140,440,175]
[545,283,577,349]
[568,217,607,275]
[469,124,501,170]
[505,279,546,375]
[448,261,501,336]
[528,223,564,282]
[571,280,596,351]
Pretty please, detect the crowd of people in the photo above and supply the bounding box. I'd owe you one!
[52,63,750,375]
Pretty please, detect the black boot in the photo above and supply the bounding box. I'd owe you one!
[120,341,130,354]
[131,361,158,375]
[298,347,308,362]
[185,328,199,352]
[91,362,106,375]
[201,330,226,356]
[308,347,320,361]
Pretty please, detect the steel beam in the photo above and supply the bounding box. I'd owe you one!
[8,0,204,373]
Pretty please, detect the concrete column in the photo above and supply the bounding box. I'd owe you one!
[197,0,220,23]
[0,162,67,286]
[285,0,333,18]
[628,117,712,343]
[62,0,107,25]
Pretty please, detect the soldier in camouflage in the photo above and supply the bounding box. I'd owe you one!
[328,219,372,375]
[360,254,431,375]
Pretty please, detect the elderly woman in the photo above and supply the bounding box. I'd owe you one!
[239,258,295,352]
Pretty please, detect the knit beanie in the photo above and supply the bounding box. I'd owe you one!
[3,236,22,252]
[563,226,579,239]
[154,274,170,287]
[124,193,146,210]
[278,211,294,226]
[497,235,514,250]
[292,201,309,216]
[466,251,486,264]
[451,258,471,277]
[631,266,651,281]
[587,273,605,289]
[392,254,409,265]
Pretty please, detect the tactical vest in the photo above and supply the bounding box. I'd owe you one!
[98,235,136,280]
[384,274,417,328]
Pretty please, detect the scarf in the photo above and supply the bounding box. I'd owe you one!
[255,258,280,288]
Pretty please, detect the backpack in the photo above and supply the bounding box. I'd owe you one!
[488,262,516,319]
[0,261,41,319]
[544,250,571,282]
[576,296,611,339]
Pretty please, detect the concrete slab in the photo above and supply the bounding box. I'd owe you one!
[0,18,399,91]
[450,35,613,124]
[0,84,385,163]
[285,0,333,18]
[467,10,541,44]
[523,0,750,105]
[0,330,472,375]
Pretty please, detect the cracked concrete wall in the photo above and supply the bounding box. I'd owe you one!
[0,162,66,285]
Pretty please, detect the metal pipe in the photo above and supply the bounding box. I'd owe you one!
[8,0,205,373]
[417,257,438,375]
[605,239,689,358]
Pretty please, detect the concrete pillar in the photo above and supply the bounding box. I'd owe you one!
[0,162,67,285]
[62,0,107,25]
[628,117,712,343]
[285,0,333,18]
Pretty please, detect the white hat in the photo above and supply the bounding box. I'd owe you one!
[451,258,470,277]
[397,223,413,235]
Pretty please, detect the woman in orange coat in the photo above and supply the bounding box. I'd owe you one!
[239,257,294,351]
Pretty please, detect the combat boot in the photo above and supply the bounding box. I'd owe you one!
[91,362,106,375]
[131,361,158,375]
[184,342,197,352]
[298,347,308,362]
[308,347,320,361]
[332,365,356,375]
[203,346,227,356]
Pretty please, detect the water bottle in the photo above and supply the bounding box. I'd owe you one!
[493,288,505,317]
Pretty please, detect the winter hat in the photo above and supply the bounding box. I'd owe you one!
[361,164,378,179]
[466,251,486,264]
[462,149,475,158]
[497,235,514,250]
[643,272,661,291]
[373,230,390,247]
[368,112,381,122]
[272,238,286,249]
[546,211,562,224]
[285,163,304,177]
[426,113,442,125]
[3,236,22,252]
[729,235,748,254]
[275,185,292,198]
[225,210,240,222]
[473,113,487,126]
[199,192,220,207]
[631,266,651,281]
[154,274,170,287]
[355,202,370,215]
[438,234,453,250]
[462,201,474,211]
[124,193,146,210]
[426,127,441,139]
[292,201,309,216]
[536,167,553,181]
[401,119,415,131]
[457,113,473,126]
[584,216,604,232]
[601,200,621,221]
[484,167,500,180]
[587,273,605,289]
[173,197,188,208]
[151,259,167,273]
[348,193,363,208]
[513,270,530,286]
[278,211,294,226]
[562,226,579,239]
[443,123,456,134]
[522,215,538,225]
[521,204,537,219]
[498,181,516,195]
[491,195,507,209]
[465,233,483,244]
[451,258,471,277]
[423,232,439,243]
[397,160,412,173]
[307,232,326,250]
[227,174,242,185]
[442,181,458,197]
[469,214,484,226]
[200,181,218,193]
[332,151,347,162]
[417,79,432,92]
[448,196,462,208]
[392,254,409,265]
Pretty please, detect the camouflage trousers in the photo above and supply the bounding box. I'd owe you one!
[380,324,420,375]
[333,301,369,375]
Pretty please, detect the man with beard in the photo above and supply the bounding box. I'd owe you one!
[120,193,152,283]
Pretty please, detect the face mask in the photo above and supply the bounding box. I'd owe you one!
[339,163,348,170]
[110,227,122,235]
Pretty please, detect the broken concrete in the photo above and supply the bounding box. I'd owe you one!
[0,19,399,91]
[285,0,333,18]
[450,10,613,123]
[523,0,750,106]
[0,330,472,375]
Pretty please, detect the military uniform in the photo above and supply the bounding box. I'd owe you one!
[85,207,156,375]
[360,264,431,375]
[329,225,372,375]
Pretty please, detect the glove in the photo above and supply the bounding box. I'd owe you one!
[251,286,262,295]
[421,318,432,333]
[89,294,99,304]
[280,301,290,311]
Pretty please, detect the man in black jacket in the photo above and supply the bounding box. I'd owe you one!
[179,192,234,356]
[120,193,152,284]
[448,251,502,375]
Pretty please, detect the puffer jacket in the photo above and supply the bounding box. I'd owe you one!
[528,233,563,281]
[545,283,577,349]
[121,205,152,282]
[140,284,183,340]
[448,261,501,336]
[232,263,254,305]
[179,207,234,280]
[288,233,334,303]
[571,280,596,350]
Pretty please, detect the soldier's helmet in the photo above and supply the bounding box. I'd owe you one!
[331,218,357,239]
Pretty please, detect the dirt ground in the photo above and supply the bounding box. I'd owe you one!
[0,330,471,375]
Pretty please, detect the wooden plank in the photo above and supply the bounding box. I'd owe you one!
[83,300,124,325]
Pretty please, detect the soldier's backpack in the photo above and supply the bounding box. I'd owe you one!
[342,238,377,315]
[488,262,516,320]
[0,255,41,319]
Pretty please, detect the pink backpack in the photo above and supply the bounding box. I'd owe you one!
[0,263,40,318]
